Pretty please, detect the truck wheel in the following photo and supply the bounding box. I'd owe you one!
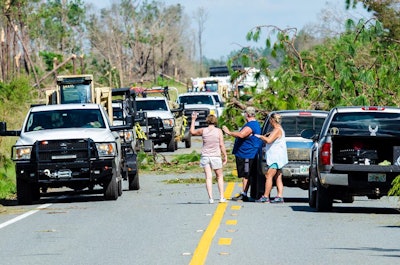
[32,184,41,201]
[185,135,192,148]
[128,171,140,190]
[104,169,118,200]
[341,195,354,203]
[167,136,176,152]
[316,180,333,212]
[308,175,317,208]
[17,179,34,205]
[118,179,123,196]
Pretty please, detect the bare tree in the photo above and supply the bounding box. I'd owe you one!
[194,7,208,76]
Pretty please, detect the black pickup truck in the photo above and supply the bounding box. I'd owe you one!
[302,106,400,211]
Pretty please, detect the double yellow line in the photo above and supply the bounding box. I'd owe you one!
[189,182,235,265]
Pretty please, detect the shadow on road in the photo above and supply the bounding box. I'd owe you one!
[291,204,400,214]
[1,188,110,207]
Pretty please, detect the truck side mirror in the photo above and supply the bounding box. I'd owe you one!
[135,112,145,122]
[0,121,21,136]
[124,115,134,127]
[0,122,6,136]
[301,129,317,140]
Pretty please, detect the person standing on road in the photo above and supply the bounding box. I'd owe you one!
[254,113,288,203]
[222,106,262,201]
[190,112,228,203]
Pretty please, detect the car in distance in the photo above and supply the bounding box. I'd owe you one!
[177,92,224,128]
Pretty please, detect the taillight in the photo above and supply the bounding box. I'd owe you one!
[362,106,385,111]
[321,142,331,165]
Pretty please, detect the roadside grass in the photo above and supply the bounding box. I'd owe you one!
[0,168,16,200]
[138,150,240,184]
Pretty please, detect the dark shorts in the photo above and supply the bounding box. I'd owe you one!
[235,156,256,179]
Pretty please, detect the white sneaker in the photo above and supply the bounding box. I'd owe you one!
[209,198,214,204]
[219,198,226,203]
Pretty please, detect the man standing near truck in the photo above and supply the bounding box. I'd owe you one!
[222,107,262,201]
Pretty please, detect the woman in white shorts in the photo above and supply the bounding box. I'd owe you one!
[190,113,227,203]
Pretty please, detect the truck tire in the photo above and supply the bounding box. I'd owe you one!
[104,169,118,200]
[128,171,140,190]
[308,175,317,208]
[185,134,192,148]
[17,179,34,205]
[118,179,123,196]
[167,135,176,152]
[316,180,333,212]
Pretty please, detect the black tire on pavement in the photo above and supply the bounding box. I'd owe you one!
[128,171,140,190]
[167,135,176,152]
[118,178,123,196]
[185,135,192,148]
[17,178,34,205]
[316,180,333,212]
[308,174,317,208]
[104,169,118,200]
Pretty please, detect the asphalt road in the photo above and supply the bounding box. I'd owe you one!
[0,137,399,265]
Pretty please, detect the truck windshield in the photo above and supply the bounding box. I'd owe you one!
[178,95,214,105]
[265,115,326,137]
[60,84,91,104]
[136,100,168,111]
[204,82,218,92]
[330,112,400,136]
[25,109,106,132]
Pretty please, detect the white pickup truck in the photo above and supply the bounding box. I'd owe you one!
[0,103,125,204]
[177,92,224,128]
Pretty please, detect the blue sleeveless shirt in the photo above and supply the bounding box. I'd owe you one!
[232,120,262,159]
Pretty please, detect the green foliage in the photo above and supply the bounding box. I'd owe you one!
[0,171,16,200]
[388,176,400,197]
[0,76,34,199]
[39,51,64,71]
[228,18,400,118]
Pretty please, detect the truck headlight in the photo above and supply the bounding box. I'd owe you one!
[163,119,174,128]
[13,146,32,160]
[119,130,133,142]
[96,142,117,157]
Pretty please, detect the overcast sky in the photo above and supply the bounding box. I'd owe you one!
[86,0,371,59]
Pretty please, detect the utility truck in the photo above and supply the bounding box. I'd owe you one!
[46,74,114,122]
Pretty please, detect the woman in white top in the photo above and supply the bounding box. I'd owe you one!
[190,113,228,203]
[254,113,288,203]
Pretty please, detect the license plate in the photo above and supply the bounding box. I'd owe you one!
[52,155,77,160]
[368,173,386,182]
[300,165,309,174]
[58,169,72,178]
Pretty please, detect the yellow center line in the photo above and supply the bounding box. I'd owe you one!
[189,182,235,265]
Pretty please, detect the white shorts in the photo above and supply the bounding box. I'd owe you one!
[200,156,223,169]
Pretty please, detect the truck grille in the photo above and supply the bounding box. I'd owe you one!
[139,117,163,132]
[184,109,209,128]
[33,139,93,162]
